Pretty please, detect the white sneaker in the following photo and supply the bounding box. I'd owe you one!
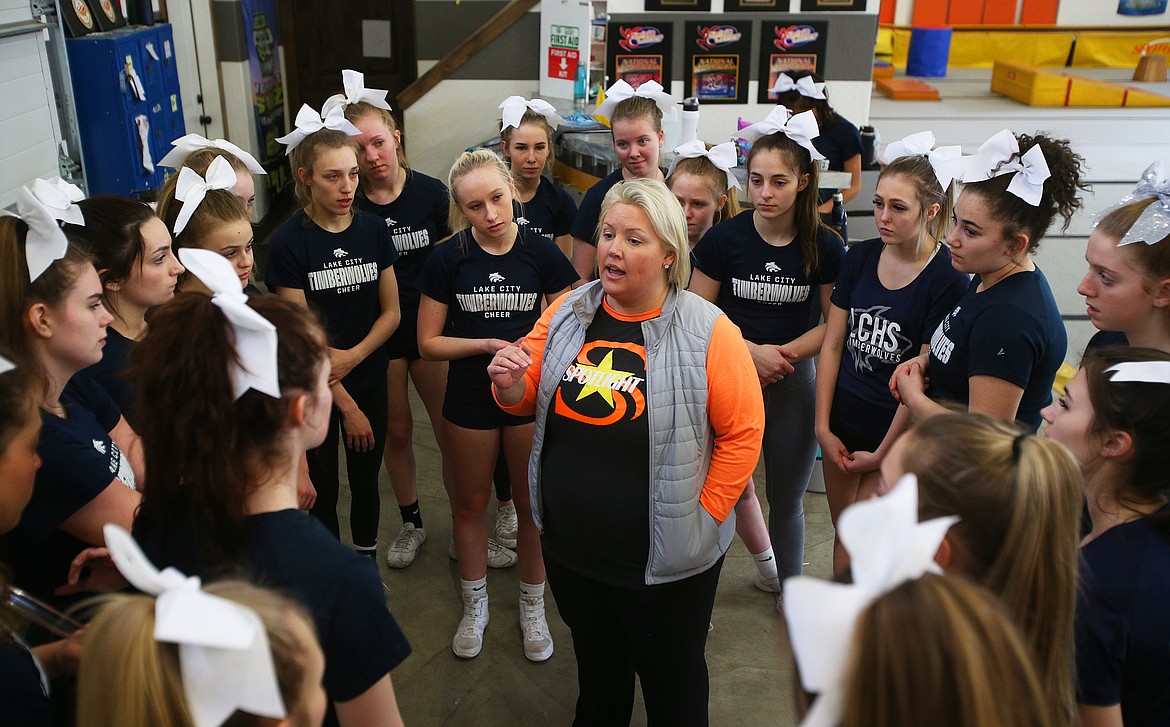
[519,595,554,662]
[452,592,489,658]
[493,504,519,549]
[448,537,519,568]
[385,523,426,568]
[753,571,782,593]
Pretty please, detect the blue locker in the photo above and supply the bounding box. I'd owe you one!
[67,24,185,198]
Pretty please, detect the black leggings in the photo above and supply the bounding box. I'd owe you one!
[544,553,725,727]
[308,380,388,549]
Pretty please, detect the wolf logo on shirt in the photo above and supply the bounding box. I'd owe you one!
[765,262,781,273]
[846,305,912,372]
[489,272,506,283]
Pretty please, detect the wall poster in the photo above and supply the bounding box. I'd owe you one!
[607,22,674,88]
[685,22,751,104]
[645,0,712,10]
[242,0,287,193]
[724,0,789,10]
[757,21,828,104]
[799,0,866,10]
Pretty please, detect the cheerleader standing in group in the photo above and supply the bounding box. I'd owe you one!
[690,110,845,580]
[814,134,967,574]
[416,150,576,661]
[266,105,401,557]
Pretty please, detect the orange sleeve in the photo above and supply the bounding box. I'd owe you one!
[493,291,572,416]
[700,315,765,523]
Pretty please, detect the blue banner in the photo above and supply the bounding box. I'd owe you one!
[241,0,287,193]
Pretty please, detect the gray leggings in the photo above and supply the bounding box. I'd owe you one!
[761,358,818,579]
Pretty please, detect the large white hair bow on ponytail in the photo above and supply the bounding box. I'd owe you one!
[159,134,266,175]
[667,140,741,190]
[593,79,678,120]
[499,95,562,131]
[276,103,362,154]
[734,105,825,161]
[173,157,238,235]
[881,131,963,189]
[770,72,826,100]
[177,248,279,399]
[103,524,286,727]
[783,474,959,727]
[958,129,1050,206]
[0,180,82,281]
[321,69,392,117]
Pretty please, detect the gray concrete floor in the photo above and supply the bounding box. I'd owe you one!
[335,384,834,726]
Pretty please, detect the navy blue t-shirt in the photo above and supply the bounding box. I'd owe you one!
[830,239,968,421]
[82,327,136,427]
[518,176,577,241]
[139,508,411,711]
[1086,330,1129,351]
[0,375,135,608]
[570,170,623,245]
[813,114,862,203]
[925,269,1067,431]
[1077,513,1170,726]
[692,210,845,345]
[355,171,450,301]
[416,225,578,381]
[0,639,52,727]
[266,210,399,392]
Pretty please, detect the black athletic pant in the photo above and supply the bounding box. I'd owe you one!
[544,553,725,727]
[308,380,388,550]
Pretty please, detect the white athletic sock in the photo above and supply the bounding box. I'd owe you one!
[461,576,488,602]
[753,547,779,580]
[519,580,545,599]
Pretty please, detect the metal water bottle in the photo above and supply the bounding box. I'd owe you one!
[832,192,848,244]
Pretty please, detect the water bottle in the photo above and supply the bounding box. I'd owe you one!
[832,192,848,244]
[681,97,700,144]
[574,64,588,111]
[860,125,878,169]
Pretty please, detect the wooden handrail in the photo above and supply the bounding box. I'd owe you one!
[398,0,540,109]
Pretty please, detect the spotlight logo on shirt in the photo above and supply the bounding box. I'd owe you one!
[847,305,912,372]
[729,261,810,305]
[555,342,647,425]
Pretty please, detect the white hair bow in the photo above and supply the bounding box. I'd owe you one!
[159,134,267,175]
[783,474,959,727]
[321,69,392,117]
[276,104,362,155]
[0,354,14,375]
[734,106,825,161]
[881,131,963,189]
[177,248,279,399]
[667,140,741,190]
[770,72,826,100]
[29,177,86,226]
[1095,161,1170,247]
[0,184,72,282]
[959,129,1050,206]
[499,95,562,132]
[593,79,678,120]
[1106,360,1170,384]
[102,524,286,727]
[173,157,239,235]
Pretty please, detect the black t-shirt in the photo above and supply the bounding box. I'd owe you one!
[1086,330,1129,351]
[692,210,845,345]
[415,226,578,378]
[139,509,411,710]
[925,269,1067,431]
[82,327,136,427]
[830,239,968,432]
[0,375,135,609]
[570,170,623,245]
[355,170,451,305]
[1077,514,1170,726]
[517,176,577,241]
[266,210,399,392]
[0,638,52,727]
[540,302,651,587]
[813,114,862,203]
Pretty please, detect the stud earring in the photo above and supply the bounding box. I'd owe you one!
[664,263,671,269]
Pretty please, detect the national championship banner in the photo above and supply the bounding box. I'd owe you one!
[241,0,287,193]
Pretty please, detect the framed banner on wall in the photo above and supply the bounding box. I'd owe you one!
[799,0,866,9]
[724,0,790,11]
[757,21,828,104]
[645,0,713,10]
[685,21,752,103]
[607,21,674,88]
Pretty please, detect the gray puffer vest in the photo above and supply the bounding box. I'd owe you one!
[528,281,736,585]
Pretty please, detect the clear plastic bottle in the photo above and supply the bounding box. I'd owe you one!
[574,64,588,111]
